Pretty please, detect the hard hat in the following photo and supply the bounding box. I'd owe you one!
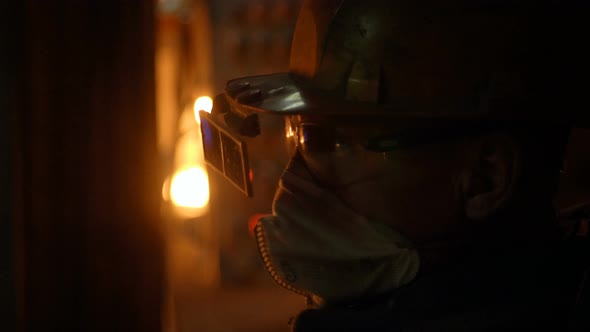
[223,0,589,127]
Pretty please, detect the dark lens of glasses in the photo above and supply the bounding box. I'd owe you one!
[298,124,351,154]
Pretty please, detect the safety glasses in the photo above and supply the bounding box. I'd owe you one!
[295,122,496,155]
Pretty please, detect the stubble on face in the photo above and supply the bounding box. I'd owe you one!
[328,140,469,247]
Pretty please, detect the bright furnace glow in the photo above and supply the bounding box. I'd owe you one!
[286,125,295,138]
[194,96,213,124]
[170,167,210,208]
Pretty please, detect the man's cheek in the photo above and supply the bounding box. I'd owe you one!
[335,179,391,220]
[303,150,390,187]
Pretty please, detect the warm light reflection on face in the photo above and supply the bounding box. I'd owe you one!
[170,166,210,209]
[194,96,213,124]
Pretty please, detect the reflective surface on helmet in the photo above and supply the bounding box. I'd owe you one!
[225,74,310,114]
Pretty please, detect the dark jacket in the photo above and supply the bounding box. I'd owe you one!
[292,220,589,332]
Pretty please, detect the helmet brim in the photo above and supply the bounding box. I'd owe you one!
[224,73,487,119]
[224,73,589,128]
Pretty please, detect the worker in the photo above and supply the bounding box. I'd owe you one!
[212,0,590,330]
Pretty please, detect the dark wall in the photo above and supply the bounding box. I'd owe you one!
[558,128,590,208]
[1,0,20,329]
[0,60,16,330]
[0,105,15,327]
[7,1,164,331]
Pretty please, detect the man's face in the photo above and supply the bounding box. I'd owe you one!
[292,114,470,246]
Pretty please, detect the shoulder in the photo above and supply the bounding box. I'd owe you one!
[559,201,590,331]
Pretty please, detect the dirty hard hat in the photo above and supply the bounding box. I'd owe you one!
[223,0,589,127]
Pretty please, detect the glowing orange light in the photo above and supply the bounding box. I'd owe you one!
[170,166,210,209]
[286,125,295,138]
[248,213,272,237]
[194,96,213,124]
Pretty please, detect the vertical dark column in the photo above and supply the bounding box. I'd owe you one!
[10,1,164,331]
[1,1,23,330]
[0,95,15,328]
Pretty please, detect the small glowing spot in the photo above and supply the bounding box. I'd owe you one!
[286,125,295,138]
[194,96,213,124]
[170,167,210,208]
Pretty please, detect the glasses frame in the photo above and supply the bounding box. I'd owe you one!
[293,120,503,154]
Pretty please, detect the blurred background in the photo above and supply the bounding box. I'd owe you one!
[155,1,305,331]
[2,1,304,331]
[1,1,588,332]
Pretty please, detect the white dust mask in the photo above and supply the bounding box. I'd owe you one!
[254,155,420,304]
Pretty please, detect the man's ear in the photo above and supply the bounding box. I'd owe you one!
[459,133,521,221]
